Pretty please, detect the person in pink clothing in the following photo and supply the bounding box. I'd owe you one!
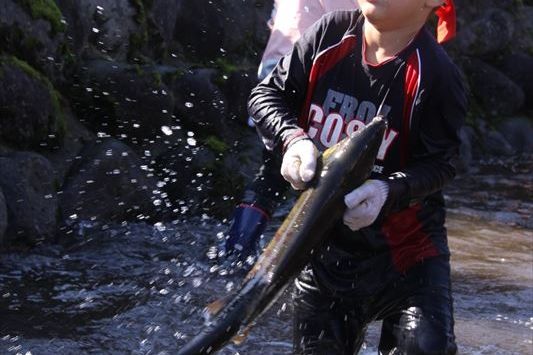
[226,0,358,262]
[258,0,359,80]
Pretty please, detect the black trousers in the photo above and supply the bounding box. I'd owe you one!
[293,255,457,355]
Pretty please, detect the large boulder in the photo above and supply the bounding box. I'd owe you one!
[0,189,7,245]
[454,9,514,57]
[173,0,272,62]
[497,116,533,154]
[42,108,96,186]
[56,0,139,61]
[220,68,259,124]
[500,53,533,110]
[70,60,177,155]
[60,138,161,223]
[462,58,524,117]
[149,0,184,60]
[171,68,229,138]
[0,152,58,245]
[512,6,533,55]
[0,0,67,82]
[0,56,65,150]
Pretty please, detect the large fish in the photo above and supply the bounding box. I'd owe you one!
[178,116,387,354]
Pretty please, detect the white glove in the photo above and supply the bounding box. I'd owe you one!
[281,139,318,190]
[343,179,389,231]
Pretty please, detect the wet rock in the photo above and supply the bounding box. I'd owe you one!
[220,68,259,124]
[0,0,67,83]
[473,120,514,157]
[500,53,533,110]
[0,56,65,150]
[70,60,176,152]
[512,6,533,55]
[149,0,184,50]
[0,152,58,245]
[56,0,139,61]
[0,189,7,244]
[455,9,514,57]
[497,117,533,154]
[41,109,96,186]
[172,68,228,138]
[456,126,473,174]
[462,58,524,117]
[60,138,160,223]
[173,0,271,61]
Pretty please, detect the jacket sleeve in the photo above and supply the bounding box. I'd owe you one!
[248,13,332,153]
[383,63,467,212]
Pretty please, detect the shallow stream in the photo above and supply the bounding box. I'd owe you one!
[1,157,531,354]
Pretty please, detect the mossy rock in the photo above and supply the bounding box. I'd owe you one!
[0,56,66,149]
[16,0,65,34]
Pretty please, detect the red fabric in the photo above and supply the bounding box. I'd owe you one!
[381,204,439,273]
[400,52,420,167]
[435,0,456,43]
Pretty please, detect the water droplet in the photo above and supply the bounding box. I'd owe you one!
[185,102,194,108]
[161,126,173,136]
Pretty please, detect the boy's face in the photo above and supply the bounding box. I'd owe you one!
[357,0,440,29]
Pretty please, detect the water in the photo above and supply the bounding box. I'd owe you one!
[0,157,531,354]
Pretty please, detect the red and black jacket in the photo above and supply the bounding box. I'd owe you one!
[248,10,467,273]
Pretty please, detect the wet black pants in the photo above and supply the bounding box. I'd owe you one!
[292,256,457,355]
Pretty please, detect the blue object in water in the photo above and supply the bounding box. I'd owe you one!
[225,204,269,259]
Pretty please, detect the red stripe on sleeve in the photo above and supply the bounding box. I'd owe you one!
[298,36,358,129]
[400,52,420,167]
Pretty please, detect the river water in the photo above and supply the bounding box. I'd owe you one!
[0,156,531,354]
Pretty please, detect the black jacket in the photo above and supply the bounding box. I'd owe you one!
[248,10,467,274]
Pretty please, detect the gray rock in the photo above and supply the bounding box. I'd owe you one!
[462,58,525,117]
[456,126,473,173]
[150,0,184,48]
[72,60,176,152]
[497,116,533,153]
[0,0,67,82]
[173,0,271,61]
[0,56,65,150]
[457,9,514,56]
[0,152,58,245]
[221,68,259,124]
[172,68,228,138]
[42,108,96,186]
[0,189,7,245]
[512,6,533,54]
[500,53,533,109]
[56,0,139,61]
[60,138,160,223]
[484,130,515,156]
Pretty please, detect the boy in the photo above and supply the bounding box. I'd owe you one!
[248,0,466,354]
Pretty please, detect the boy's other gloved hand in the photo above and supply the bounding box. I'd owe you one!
[281,139,318,190]
[224,204,269,261]
[343,179,389,231]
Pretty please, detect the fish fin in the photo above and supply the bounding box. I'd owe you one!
[231,324,252,345]
[204,294,232,319]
